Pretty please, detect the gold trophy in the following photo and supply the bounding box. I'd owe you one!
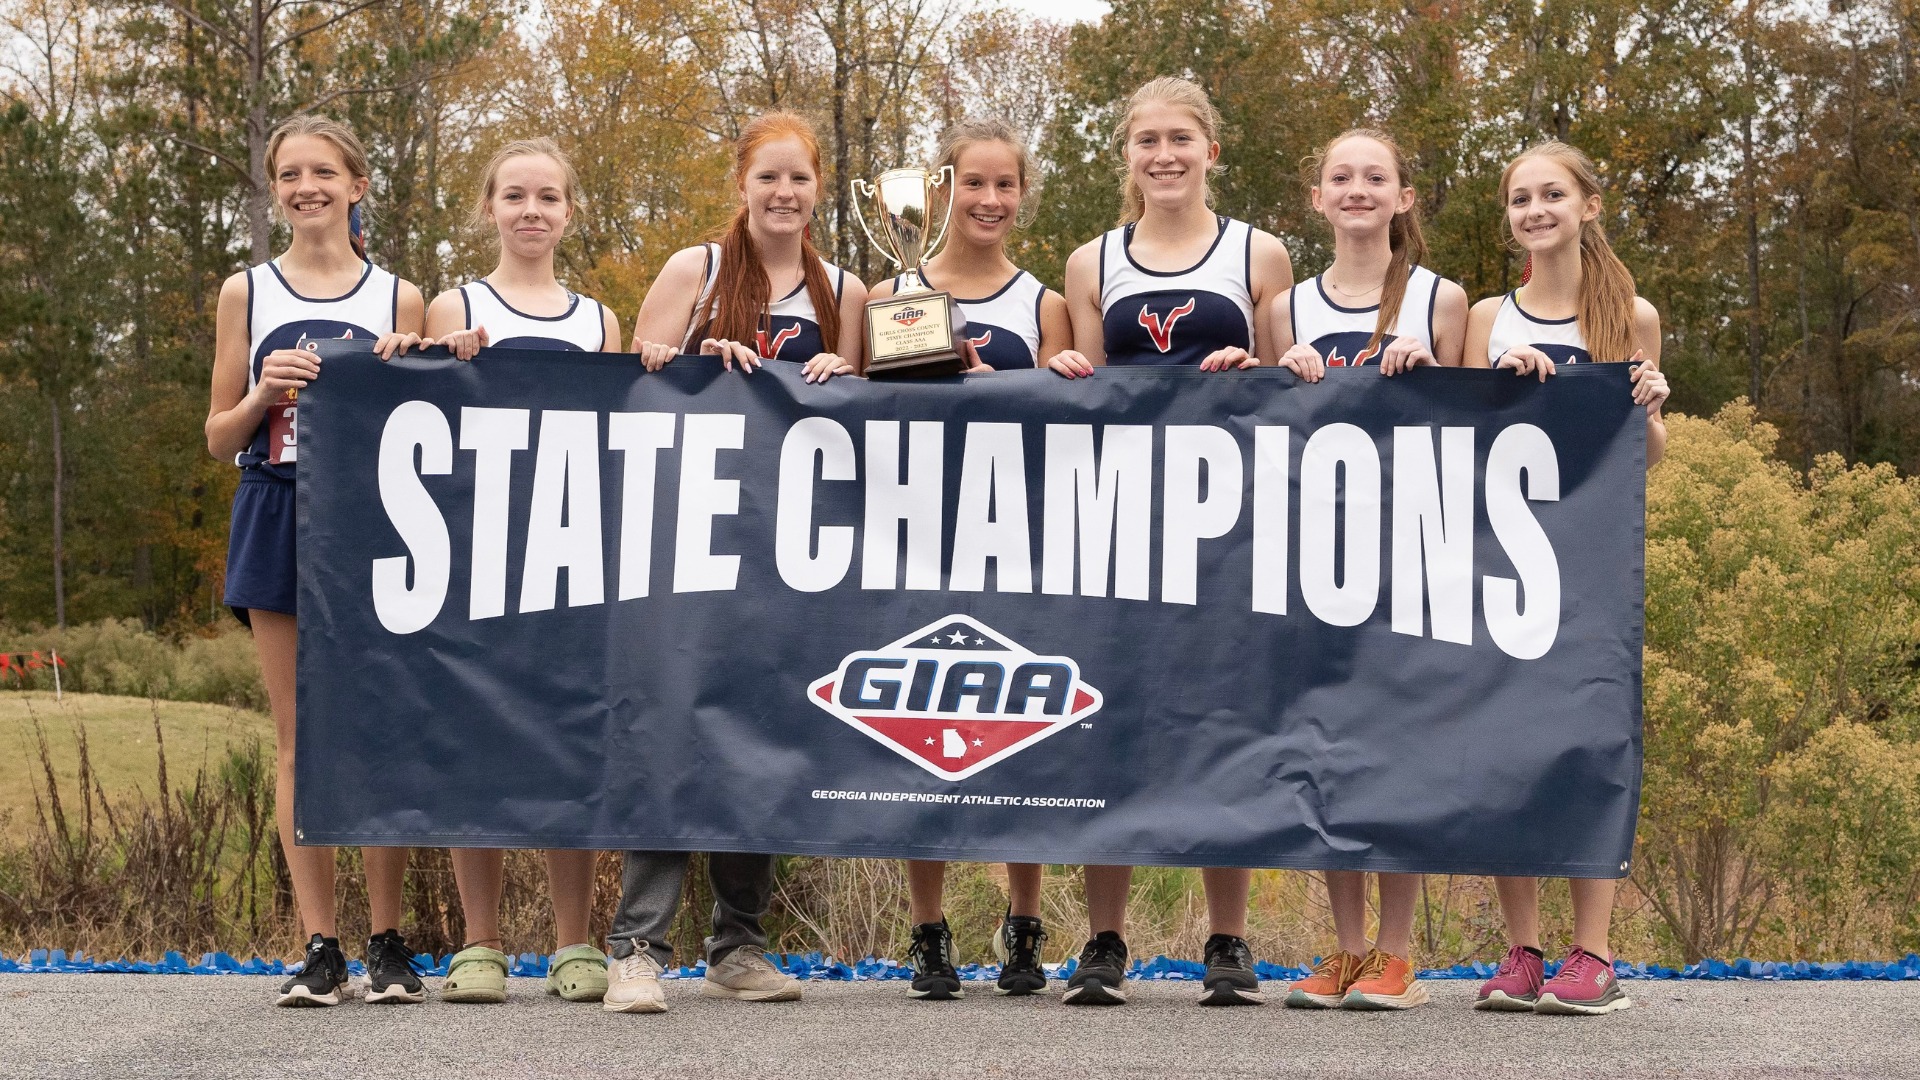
[852,166,968,378]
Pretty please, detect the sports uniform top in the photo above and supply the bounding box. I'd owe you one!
[1097,215,1256,366]
[1289,265,1441,367]
[1485,290,1592,365]
[242,258,398,478]
[684,242,847,362]
[892,268,1045,369]
[458,279,606,351]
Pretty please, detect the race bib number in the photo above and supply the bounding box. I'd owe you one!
[267,391,298,464]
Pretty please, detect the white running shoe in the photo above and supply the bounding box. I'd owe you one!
[603,947,668,1014]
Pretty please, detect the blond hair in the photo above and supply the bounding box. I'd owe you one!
[470,137,585,236]
[1112,77,1222,226]
[1500,141,1638,363]
[1305,128,1430,362]
[932,117,1040,230]
[265,115,372,259]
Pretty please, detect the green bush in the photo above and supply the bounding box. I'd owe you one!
[0,618,265,709]
[1637,403,1920,962]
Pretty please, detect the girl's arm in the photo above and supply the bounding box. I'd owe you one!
[600,303,623,354]
[1462,296,1503,368]
[425,289,487,360]
[1267,282,1326,382]
[1632,296,1668,467]
[1247,229,1294,362]
[631,245,708,352]
[802,273,868,382]
[1430,280,1470,367]
[1036,289,1073,363]
[206,271,291,461]
[1048,240,1104,378]
[374,281,429,359]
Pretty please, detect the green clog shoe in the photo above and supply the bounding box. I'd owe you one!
[546,944,610,1002]
[441,945,509,1004]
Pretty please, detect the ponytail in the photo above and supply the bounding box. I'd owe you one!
[1500,140,1638,362]
[698,112,841,356]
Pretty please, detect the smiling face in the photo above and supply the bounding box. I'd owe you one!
[947,139,1024,247]
[486,152,572,257]
[741,136,818,240]
[1503,155,1600,255]
[1312,135,1414,239]
[1124,100,1217,213]
[272,134,367,241]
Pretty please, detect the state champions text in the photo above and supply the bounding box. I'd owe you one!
[366,405,1563,662]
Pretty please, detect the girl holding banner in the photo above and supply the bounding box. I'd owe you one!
[629,113,866,381]
[204,115,427,1008]
[598,111,858,1015]
[1465,140,1669,1016]
[864,118,1073,1000]
[1274,128,1469,1013]
[424,138,621,1006]
[1047,76,1295,1007]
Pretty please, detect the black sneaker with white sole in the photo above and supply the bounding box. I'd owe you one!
[907,918,963,1000]
[364,928,427,1004]
[1062,931,1128,1005]
[1199,933,1263,1005]
[276,933,350,1007]
[995,913,1048,996]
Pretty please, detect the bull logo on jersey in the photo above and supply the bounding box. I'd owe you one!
[1138,297,1197,353]
[966,330,993,350]
[755,324,802,359]
[1316,331,1388,368]
[808,615,1104,781]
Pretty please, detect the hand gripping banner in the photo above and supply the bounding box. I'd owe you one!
[296,342,1645,876]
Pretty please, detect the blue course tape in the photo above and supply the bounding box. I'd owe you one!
[3,949,1916,981]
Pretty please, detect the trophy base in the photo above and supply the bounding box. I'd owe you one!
[866,352,970,379]
[863,289,969,380]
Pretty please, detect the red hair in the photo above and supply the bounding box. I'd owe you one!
[697,112,841,357]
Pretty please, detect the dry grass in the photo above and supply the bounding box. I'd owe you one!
[0,693,1669,967]
[0,692,270,840]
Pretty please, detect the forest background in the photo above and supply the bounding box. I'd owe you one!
[2,0,1919,970]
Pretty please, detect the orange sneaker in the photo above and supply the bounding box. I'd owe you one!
[1341,948,1429,1010]
[1283,950,1364,1008]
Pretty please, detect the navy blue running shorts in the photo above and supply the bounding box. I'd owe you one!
[224,470,296,626]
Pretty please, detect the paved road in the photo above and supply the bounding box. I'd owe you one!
[1,976,1916,1079]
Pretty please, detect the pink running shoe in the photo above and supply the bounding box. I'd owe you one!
[1535,946,1632,1015]
[1473,944,1544,1011]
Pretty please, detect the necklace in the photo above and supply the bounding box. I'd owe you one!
[1325,274,1384,299]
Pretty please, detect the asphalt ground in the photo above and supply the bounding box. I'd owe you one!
[0,975,1915,1079]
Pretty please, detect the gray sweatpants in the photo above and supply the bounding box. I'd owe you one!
[607,850,775,967]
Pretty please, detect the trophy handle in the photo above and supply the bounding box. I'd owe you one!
[849,178,901,270]
[922,164,956,265]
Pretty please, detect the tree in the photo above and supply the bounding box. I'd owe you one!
[0,100,109,627]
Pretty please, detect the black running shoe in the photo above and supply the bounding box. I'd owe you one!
[907,918,963,1000]
[994,913,1048,996]
[364,928,427,1004]
[276,933,349,1007]
[1062,930,1128,1005]
[1200,933,1263,1005]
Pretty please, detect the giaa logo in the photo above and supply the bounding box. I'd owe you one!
[808,614,1104,781]
[892,306,928,327]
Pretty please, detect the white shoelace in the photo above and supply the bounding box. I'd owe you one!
[614,952,661,981]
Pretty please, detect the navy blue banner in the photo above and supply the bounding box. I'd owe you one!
[295,342,1645,876]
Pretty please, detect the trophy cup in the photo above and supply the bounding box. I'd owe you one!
[852,166,968,378]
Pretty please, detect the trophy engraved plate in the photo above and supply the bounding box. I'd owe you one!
[852,165,968,378]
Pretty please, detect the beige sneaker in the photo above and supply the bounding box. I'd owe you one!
[602,948,667,1014]
[702,946,802,1002]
